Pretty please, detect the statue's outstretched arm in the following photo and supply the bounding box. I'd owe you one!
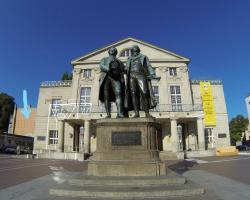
[100,58,109,73]
[145,56,155,76]
[145,56,161,80]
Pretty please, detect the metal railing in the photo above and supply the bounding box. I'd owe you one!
[41,80,72,88]
[51,103,202,115]
[191,79,222,85]
[153,104,203,112]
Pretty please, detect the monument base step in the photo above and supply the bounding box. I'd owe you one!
[159,151,185,160]
[68,175,186,187]
[49,170,220,200]
[92,150,160,160]
[50,183,204,199]
[88,160,166,176]
[49,195,218,200]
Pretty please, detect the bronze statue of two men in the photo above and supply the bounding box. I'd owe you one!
[99,45,159,118]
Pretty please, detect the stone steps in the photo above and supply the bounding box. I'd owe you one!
[50,184,204,199]
[159,151,178,160]
[68,175,186,187]
[49,194,218,200]
[49,171,209,199]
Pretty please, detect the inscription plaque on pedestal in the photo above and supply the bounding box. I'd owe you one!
[112,131,141,146]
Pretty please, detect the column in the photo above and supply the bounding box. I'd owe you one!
[58,120,65,152]
[197,117,205,150]
[79,126,84,152]
[171,118,178,152]
[158,67,168,104]
[84,120,90,154]
[71,68,82,100]
[162,122,169,151]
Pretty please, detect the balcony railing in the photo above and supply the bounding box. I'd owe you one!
[153,104,202,112]
[191,79,222,85]
[41,80,72,88]
[50,103,202,116]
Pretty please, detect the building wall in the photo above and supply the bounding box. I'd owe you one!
[246,95,250,141]
[71,64,192,106]
[13,108,36,137]
[246,95,250,132]
[34,86,72,151]
[191,83,230,147]
[70,39,192,106]
[246,96,250,119]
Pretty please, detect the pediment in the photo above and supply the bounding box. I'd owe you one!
[71,37,189,65]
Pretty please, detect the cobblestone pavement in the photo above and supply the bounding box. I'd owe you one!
[168,155,250,185]
[0,154,249,200]
[0,154,87,189]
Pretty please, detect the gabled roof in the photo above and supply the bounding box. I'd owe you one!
[71,37,190,65]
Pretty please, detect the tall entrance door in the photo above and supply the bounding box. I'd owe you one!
[73,125,80,152]
[177,124,185,151]
[179,123,187,151]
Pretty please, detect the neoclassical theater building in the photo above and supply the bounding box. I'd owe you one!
[34,37,230,159]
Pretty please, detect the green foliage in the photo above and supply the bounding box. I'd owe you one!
[229,115,249,142]
[61,72,73,80]
[0,93,15,133]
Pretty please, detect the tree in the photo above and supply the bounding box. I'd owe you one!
[61,72,72,80]
[229,115,249,143]
[0,93,15,133]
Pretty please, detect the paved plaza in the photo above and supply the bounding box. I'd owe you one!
[0,154,249,199]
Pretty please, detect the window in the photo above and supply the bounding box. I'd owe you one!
[83,69,92,78]
[205,128,214,143]
[169,68,177,76]
[152,86,159,104]
[50,99,61,116]
[49,130,58,144]
[205,128,214,149]
[80,87,91,112]
[170,86,182,111]
[120,49,131,57]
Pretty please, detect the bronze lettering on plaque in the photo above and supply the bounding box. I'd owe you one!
[112,131,141,146]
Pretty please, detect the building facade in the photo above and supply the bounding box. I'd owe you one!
[34,37,230,159]
[245,95,250,141]
[8,106,36,137]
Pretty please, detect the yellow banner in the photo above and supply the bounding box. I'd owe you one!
[200,82,216,126]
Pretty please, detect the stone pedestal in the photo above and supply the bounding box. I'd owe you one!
[88,117,166,176]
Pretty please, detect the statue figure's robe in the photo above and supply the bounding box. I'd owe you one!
[125,54,157,111]
[99,57,125,103]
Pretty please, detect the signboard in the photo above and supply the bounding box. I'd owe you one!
[200,81,216,126]
[218,133,227,138]
[112,131,141,146]
[37,136,46,141]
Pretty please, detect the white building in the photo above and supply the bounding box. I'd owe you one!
[34,37,231,159]
[245,94,250,141]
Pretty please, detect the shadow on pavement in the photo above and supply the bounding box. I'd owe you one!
[167,160,199,175]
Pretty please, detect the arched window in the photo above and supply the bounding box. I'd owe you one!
[120,48,131,57]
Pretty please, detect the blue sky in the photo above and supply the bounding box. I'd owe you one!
[0,0,249,119]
